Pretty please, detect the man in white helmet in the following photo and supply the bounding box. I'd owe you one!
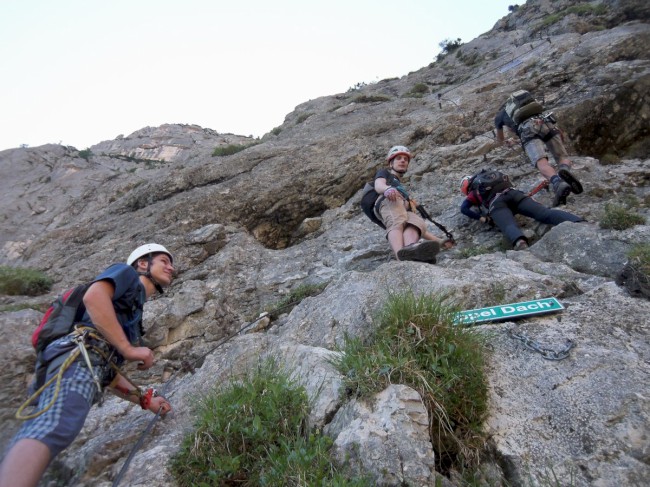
[0,244,174,487]
[373,146,452,262]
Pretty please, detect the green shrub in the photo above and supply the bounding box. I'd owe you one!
[436,38,463,61]
[347,81,367,92]
[0,266,53,296]
[266,282,328,320]
[411,83,429,94]
[600,153,621,165]
[78,149,93,161]
[296,112,313,124]
[458,246,491,258]
[541,3,608,27]
[599,203,646,230]
[270,126,283,136]
[171,361,368,486]
[0,303,43,312]
[628,243,650,275]
[212,143,256,157]
[333,291,489,471]
[353,94,391,103]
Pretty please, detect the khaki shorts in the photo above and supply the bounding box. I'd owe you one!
[519,118,568,167]
[378,198,427,237]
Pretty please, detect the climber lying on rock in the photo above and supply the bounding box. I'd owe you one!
[459,168,584,250]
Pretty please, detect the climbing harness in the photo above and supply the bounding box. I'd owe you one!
[74,328,104,399]
[17,326,143,420]
[507,328,575,361]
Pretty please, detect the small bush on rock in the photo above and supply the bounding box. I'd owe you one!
[266,282,328,320]
[0,266,53,296]
[333,290,488,472]
[600,203,645,230]
[212,143,257,157]
[171,361,369,486]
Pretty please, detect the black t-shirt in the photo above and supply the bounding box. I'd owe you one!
[374,168,409,200]
[79,263,146,347]
[494,109,518,133]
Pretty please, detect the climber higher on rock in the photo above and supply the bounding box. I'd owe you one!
[494,89,584,207]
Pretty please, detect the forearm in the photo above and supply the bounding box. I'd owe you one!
[460,201,481,220]
[496,128,505,144]
[109,374,141,405]
[374,178,392,194]
[109,374,171,415]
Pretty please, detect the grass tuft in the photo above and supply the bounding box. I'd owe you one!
[628,243,650,275]
[212,142,257,157]
[171,361,369,486]
[332,290,489,472]
[265,282,328,320]
[599,203,645,230]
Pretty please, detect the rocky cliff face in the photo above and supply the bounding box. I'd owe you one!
[1,1,649,485]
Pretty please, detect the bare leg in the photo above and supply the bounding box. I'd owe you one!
[0,438,51,487]
[535,157,557,179]
[387,228,405,259]
[403,225,420,247]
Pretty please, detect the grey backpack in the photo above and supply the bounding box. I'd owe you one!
[504,90,544,124]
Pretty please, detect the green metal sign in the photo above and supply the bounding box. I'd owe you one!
[454,297,564,325]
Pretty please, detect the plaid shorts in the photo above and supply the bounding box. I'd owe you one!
[8,360,97,457]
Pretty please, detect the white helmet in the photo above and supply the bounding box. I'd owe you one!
[386,145,412,163]
[127,243,173,266]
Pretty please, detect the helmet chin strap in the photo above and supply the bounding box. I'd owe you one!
[390,163,407,175]
[137,256,164,294]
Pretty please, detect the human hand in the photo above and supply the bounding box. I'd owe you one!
[441,239,454,250]
[149,395,172,417]
[384,187,400,201]
[122,345,154,370]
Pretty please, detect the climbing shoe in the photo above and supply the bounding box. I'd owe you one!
[557,167,583,194]
[552,180,572,207]
[513,239,529,251]
[397,241,440,263]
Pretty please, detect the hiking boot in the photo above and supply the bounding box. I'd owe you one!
[552,180,571,207]
[397,241,440,263]
[513,239,529,251]
[557,167,583,194]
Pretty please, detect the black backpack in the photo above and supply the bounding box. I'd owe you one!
[504,89,544,124]
[360,183,386,229]
[470,169,513,203]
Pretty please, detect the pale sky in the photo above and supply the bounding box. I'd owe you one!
[0,0,519,151]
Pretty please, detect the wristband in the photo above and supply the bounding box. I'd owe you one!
[140,387,156,410]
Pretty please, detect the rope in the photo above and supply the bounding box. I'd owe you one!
[16,349,81,420]
[16,327,144,421]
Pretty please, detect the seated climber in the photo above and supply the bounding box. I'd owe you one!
[494,89,583,207]
[371,145,452,262]
[459,168,584,250]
